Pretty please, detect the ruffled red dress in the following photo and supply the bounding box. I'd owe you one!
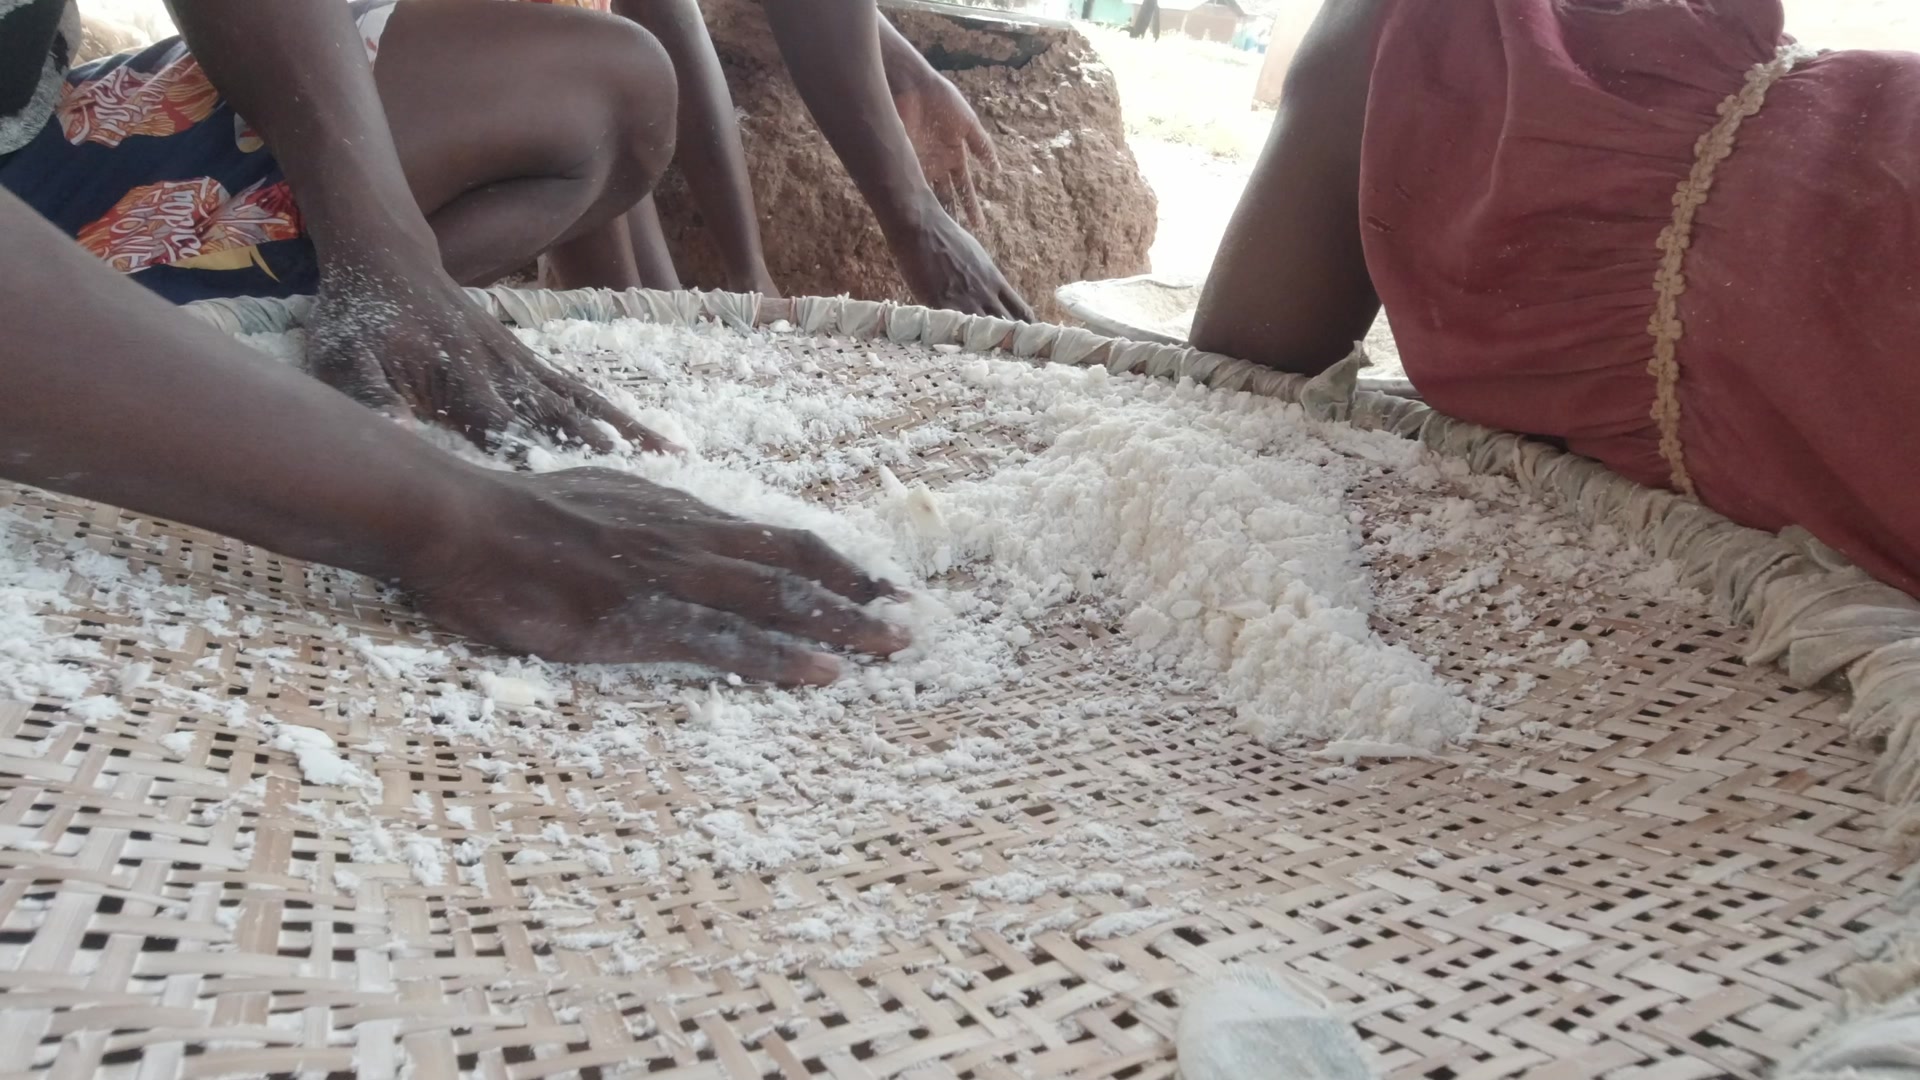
[1359,0,1920,594]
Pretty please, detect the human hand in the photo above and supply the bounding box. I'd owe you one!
[406,467,911,684]
[891,201,1036,321]
[2,188,908,689]
[307,259,672,454]
[892,66,997,224]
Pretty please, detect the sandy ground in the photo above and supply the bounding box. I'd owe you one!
[1097,0,1920,282]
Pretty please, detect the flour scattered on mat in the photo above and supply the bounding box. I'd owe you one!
[929,362,1471,747]
[1356,458,1706,707]
[0,315,1701,991]
[503,318,1474,750]
[0,515,103,706]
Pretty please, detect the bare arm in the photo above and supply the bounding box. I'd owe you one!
[1189,0,1386,373]
[875,13,922,91]
[0,190,905,683]
[163,0,663,451]
[877,11,996,221]
[613,0,776,294]
[165,0,437,284]
[762,0,926,244]
[761,0,1032,319]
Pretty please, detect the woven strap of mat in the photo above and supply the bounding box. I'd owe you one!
[190,287,1920,836]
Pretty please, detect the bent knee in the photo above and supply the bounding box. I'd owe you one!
[371,1,676,215]
[580,19,679,192]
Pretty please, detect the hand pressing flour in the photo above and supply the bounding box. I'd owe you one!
[405,467,912,684]
[309,260,674,455]
[0,191,908,686]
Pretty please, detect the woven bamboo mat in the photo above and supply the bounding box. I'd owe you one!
[0,319,1907,1080]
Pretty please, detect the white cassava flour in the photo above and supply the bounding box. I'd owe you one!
[0,315,1701,984]
[500,317,1477,749]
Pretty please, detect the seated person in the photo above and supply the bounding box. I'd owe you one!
[524,0,1031,321]
[58,0,1025,317]
[0,2,909,681]
[3,0,680,450]
[1191,0,1920,596]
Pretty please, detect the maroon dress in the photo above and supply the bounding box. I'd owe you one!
[1358,0,1920,594]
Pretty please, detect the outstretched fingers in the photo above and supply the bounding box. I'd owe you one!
[310,346,413,419]
[966,286,1012,321]
[518,378,618,452]
[673,555,910,656]
[967,119,999,175]
[533,365,677,454]
[443,379,521,450]
[701,521,899,605]
[594,594,847,686]
[1002,285,1036,324]
[957,156,986,229]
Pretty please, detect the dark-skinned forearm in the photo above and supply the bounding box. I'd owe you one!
[762,0,940,240]
[877,14,917,92]
[0,192,474,583]
[164,0,439,263]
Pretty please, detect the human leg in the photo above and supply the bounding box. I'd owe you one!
[1188,1,1383,375]
[542,213,646,291]
[613,0,776,294]
[1,0,679,299]
[624,196,682,288]
[541,198,681,292]
[371,0,678,286]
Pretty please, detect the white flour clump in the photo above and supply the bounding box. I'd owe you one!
[933,363,1474,749]
[268,722,378,792]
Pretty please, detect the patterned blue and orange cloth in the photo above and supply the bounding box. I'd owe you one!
[0,0,611,304]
